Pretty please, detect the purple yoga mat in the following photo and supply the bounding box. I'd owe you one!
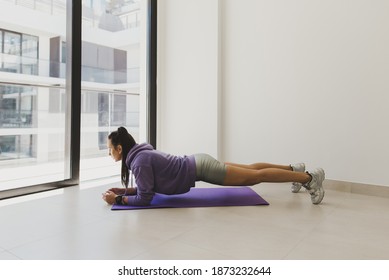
[111,187,269,210]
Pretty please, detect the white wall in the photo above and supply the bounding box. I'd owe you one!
[157,0,389,187]
[157,0,221,157]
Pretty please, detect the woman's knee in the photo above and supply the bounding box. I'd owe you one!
[224,166,261,186]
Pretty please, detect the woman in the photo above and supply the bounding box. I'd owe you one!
[102,127,325,206]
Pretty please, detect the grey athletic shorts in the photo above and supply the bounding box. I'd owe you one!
[194,153,227,185]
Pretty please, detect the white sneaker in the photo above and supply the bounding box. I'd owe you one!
[290,163,305,193]
[304,168,325,205]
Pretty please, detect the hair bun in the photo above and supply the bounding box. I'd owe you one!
[117,127,128,136]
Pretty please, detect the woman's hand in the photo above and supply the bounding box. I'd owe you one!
[108,187,127,195]
[102,191,117,205]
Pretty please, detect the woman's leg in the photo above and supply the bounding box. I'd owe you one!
[225,162,292,171]
[222,160,325,205]
[195,154,307,187]
[225,162,306,192]
[223,164,311,186]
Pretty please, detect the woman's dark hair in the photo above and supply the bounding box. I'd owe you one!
[108,126,136,187]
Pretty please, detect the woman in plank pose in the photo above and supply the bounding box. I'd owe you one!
[102,127,324,206]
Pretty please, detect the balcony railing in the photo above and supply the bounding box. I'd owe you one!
[0,109,34,128]
[4,0,141,31]
[1,53,140,84]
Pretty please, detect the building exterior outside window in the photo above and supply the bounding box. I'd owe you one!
[0,0,147,191]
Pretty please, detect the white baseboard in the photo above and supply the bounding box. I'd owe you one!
[325,179,389,199]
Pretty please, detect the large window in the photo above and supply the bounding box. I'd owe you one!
[0,0,156,197]
[0,1,69,192]
[80,0,148,181]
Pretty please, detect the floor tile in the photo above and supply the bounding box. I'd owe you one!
[1,180,388,260]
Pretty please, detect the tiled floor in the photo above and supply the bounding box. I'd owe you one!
[0,179,388,260]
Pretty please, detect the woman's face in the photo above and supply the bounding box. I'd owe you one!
[107,139,122,162]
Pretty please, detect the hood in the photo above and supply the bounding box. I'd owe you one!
[125,143,154,169]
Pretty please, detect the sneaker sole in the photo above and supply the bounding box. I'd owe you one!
[311,168,325,204]
[291,182,302,193]
[312,188,325,204]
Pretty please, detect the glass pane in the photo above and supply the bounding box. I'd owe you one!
[80,0,147,181]
[22,34,39,75]
[2,31,21,74]
[0,0,69,191]
[0,85,68,190]
[4,31,21,55]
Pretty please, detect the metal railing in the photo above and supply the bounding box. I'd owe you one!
[4,0,141,31]
[1,53,140,84]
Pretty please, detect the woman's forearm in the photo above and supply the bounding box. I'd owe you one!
[124,187,137,196]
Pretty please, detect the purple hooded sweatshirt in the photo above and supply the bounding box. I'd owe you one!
[124,143,197,206]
